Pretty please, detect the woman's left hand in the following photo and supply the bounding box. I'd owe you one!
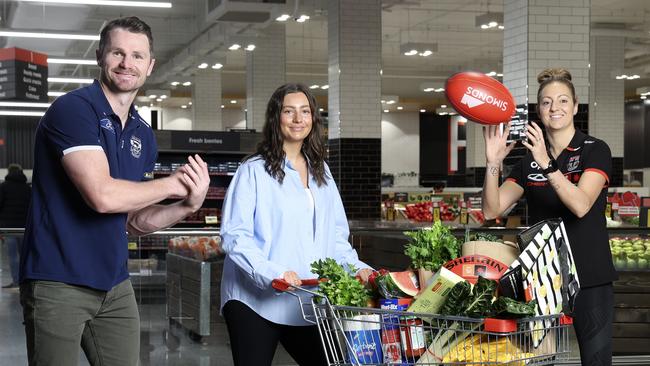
[356,268,374,284]
[521,121,550,166]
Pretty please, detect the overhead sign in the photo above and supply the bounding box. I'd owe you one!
[0,47,48,102]
[169,131,240,152]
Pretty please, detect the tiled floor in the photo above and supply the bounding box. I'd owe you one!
[0,246,297,366]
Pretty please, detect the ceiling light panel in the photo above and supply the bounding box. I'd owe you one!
[0,29,99,40]
[18,0,172,8]
[48,77,94,84]
[48,58,97,65]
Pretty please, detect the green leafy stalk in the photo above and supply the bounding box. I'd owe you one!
[491,297,537,318]
[311,258,370,307]
[403,221,461,271]
[468,232,502,243]
[439,281,472,316]
[439,277,498,318]
[464,276,498,318]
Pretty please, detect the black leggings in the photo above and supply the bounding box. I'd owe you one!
[223,300,328,366]
[572,283,613,366]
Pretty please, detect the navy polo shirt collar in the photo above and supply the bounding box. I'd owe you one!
[88,79,139,125]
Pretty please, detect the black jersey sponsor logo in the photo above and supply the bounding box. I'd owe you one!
[130,135,142,159]
[527,173,547,182]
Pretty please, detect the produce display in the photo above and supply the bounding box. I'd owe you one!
[404,201,433,222]
[402,201,462,222]
[168,236,223,261]
[610,236,650,270]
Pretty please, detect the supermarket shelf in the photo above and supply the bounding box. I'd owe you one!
[129,246,168,251]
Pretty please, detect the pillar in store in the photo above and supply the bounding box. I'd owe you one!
[589,35,625,184]
[192,68,222,131]
[466,0,597,184]
[246,24,286,132]
[327,0,382,220]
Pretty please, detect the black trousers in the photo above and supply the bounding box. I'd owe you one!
[572,283,614,366]
[223,300,328,366]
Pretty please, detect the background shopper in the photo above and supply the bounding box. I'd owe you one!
[482,68,617,366]
[220,83,373,366]
[0,163,31,289]
[19,16,209,366]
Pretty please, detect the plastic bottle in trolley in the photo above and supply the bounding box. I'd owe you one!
[379,298,410,364]
[381,328,403,364]
[400,315,426,359]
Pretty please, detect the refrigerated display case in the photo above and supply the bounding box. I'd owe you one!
[131,229,224,342]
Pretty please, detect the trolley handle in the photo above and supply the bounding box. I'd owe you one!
[272,278,321,292]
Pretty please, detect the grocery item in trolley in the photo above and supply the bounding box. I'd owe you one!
[443,254,509,284]
[499,218,580,348]
[274,275,571,366]
[378,298,411,364]
[341,314,383,364]
[407,267,465,316]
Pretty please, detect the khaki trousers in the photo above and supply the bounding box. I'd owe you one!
[20,279,140,366]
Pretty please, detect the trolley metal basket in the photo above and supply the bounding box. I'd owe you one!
[273,279,572,366]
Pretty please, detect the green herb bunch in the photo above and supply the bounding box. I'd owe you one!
[311,258,370,307]
[403,221,460,271]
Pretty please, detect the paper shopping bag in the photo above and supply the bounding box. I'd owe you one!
[499,219,580,348]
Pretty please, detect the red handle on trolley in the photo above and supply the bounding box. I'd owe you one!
[272,278,322,292]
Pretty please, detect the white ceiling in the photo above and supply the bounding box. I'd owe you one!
[2,0,650,111]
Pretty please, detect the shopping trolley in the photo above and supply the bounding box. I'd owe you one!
[273,278,572,366]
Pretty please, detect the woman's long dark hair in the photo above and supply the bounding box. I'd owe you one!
[245,83,328,186]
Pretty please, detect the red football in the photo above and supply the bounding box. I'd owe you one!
[444,71,515,125]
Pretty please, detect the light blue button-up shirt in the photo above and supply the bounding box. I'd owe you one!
[220,156,371,325]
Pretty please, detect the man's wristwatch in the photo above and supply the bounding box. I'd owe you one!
[542,158,558,176]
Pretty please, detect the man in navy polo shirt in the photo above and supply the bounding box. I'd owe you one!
[19,16,210,366]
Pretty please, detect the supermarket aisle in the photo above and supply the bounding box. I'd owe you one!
[0,249,297,366]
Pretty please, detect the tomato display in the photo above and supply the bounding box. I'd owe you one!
[404,201,433,222]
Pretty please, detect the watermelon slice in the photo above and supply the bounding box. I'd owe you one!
[376,271,419,298]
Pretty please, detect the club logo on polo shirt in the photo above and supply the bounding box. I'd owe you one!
[130,135,142,159]
[100,118,115,134]
[567,155,580,171]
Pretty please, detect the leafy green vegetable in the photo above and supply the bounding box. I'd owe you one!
[439,277,497,318]
[491,297,537,318]
[311,258,370,307]
[464,276,498,318]
[404,221,460,271]
[439,281,471,316]
[468,232,502,243]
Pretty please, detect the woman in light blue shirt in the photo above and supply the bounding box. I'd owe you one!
[220,83,373,366]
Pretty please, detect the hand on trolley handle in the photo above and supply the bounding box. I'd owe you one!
[271,277,322,292]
